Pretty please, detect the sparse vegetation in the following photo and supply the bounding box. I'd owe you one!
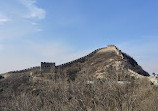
[0,73,157,111]
[0,46,155,111]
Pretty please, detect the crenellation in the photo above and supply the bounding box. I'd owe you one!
[8,66,40,73]
[40,62,56,74]
[8,45,123,74]
[56,48,99,68]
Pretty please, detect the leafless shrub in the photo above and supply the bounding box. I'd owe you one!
[0,72,157,111]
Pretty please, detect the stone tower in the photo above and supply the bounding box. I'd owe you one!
[40,62,56,73]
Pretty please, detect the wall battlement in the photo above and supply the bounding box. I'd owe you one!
[56,45,123,69]
[98,45,123,59]
[8,45,123,74]
[56,48,102,69]
[8,66,40,73]
[40,62,56,73]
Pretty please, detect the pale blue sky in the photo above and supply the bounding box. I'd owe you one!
[0,0,158,74]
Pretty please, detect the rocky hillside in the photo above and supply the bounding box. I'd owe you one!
[54,45,149,80]
[2,45,149,79]
[0,45,153,111]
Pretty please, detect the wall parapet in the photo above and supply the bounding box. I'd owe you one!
[8,66,40,73]
[40,62,56,73]
[56,48,103,68]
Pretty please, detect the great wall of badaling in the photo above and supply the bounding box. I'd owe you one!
[8,45,122,74]
[5,45,158,86]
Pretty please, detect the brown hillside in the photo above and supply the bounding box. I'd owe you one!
[1,45,156,111]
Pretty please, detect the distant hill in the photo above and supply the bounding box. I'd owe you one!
[1,45,154,111]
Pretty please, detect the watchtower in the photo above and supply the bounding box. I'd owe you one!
[40,62,56,73]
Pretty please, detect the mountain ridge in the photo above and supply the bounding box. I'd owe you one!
[0,44,154,111]
[2,45,149,78]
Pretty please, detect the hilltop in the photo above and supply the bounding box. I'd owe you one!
[1,45,156,111]
[2,45,149,78]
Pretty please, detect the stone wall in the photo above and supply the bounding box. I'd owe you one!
[8,45,122,74]
[97,45,123,58]
[8,66,40,73]
[40,62,56,73]
[56,48,102,69]
[56,45,122,69]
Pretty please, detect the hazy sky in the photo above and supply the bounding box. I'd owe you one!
[0,0,158,74]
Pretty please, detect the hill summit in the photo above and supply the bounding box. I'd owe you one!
[3,45,149,79]
[0,45,153,111]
